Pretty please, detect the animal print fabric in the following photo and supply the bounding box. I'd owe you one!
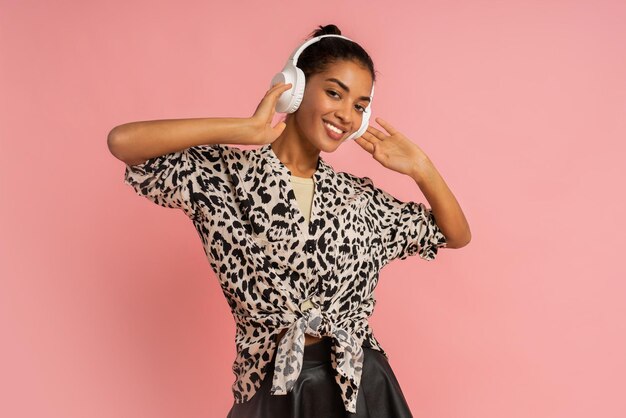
[123,143,447,414]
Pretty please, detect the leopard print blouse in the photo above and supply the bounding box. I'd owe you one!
[123,143,447,414]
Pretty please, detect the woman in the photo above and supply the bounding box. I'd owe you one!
[109,24,470,418]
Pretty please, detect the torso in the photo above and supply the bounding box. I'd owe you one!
[275,172,324,346]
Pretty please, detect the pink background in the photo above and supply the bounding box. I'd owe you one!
[2,1,625,417]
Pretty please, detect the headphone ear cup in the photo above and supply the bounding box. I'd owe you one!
[347,106,372,140]
[271,66,306,114]
[285,67,306,113]
[271,69,293,113]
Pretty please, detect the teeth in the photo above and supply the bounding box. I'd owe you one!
[324,122,344,134]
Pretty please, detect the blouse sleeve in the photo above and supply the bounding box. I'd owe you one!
[361,176,447,263]
[123,145,220,219]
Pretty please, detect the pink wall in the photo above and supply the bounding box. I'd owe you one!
[2,0,625,417]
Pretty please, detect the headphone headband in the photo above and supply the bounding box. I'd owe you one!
[287,35,374,97]
[287,34,354,66]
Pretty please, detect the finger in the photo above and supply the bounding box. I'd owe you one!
[365,125,387,140]
[267,84,292,101]
[269,104,276,120]
[272,120,287,133]
[261,84,292,110]
[269,82,292,93]
[360,131,384,151]
[275,82,292,90]
[269,81,287,89]
[375,117,398,135]
[273,83,292,95]
[360,130,378,144]
[354,137,375,154]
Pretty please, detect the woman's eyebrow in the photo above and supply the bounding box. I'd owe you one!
[325,78,371,102]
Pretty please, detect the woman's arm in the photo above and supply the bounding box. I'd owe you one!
[358,116,471,250]
[107,117,257,166]
[107,82,294,166]
[409,157,471,249]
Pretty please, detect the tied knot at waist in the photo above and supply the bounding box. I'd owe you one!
[270,306,365,413]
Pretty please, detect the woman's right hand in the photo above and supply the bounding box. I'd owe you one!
[248,82,293,145]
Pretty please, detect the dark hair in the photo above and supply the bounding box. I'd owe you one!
[297,24,377,84]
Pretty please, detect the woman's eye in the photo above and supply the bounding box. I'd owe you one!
[327,90,366,113]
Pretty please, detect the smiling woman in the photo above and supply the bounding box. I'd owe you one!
[224,24,419,418]
[111,21,458,418]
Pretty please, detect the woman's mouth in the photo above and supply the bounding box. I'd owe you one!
[322,120,346,140]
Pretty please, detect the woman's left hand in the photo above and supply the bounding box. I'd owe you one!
[355,117,431,180]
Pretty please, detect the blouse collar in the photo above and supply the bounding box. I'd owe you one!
[258,143,335,184]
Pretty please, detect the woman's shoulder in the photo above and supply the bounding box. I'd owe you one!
[335,170,376,190]
[186,143,258,167]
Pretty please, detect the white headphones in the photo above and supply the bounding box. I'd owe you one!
[270,34,375,141]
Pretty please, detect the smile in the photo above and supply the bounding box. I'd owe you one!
[324,121,345,134]
[322,120,347,141]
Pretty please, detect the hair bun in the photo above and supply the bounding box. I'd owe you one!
[311,24,341,37]
[298,23,376,85]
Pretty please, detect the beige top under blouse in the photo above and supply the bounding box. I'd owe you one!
[290,175,315,224]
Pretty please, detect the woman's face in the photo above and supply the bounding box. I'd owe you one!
[293,60,373,152]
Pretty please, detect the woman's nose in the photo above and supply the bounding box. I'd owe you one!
[334,104,355,124]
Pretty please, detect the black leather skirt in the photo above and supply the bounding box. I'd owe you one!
[226,337,413,418]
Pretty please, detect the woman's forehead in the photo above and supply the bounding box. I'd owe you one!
[313,62,373,93]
